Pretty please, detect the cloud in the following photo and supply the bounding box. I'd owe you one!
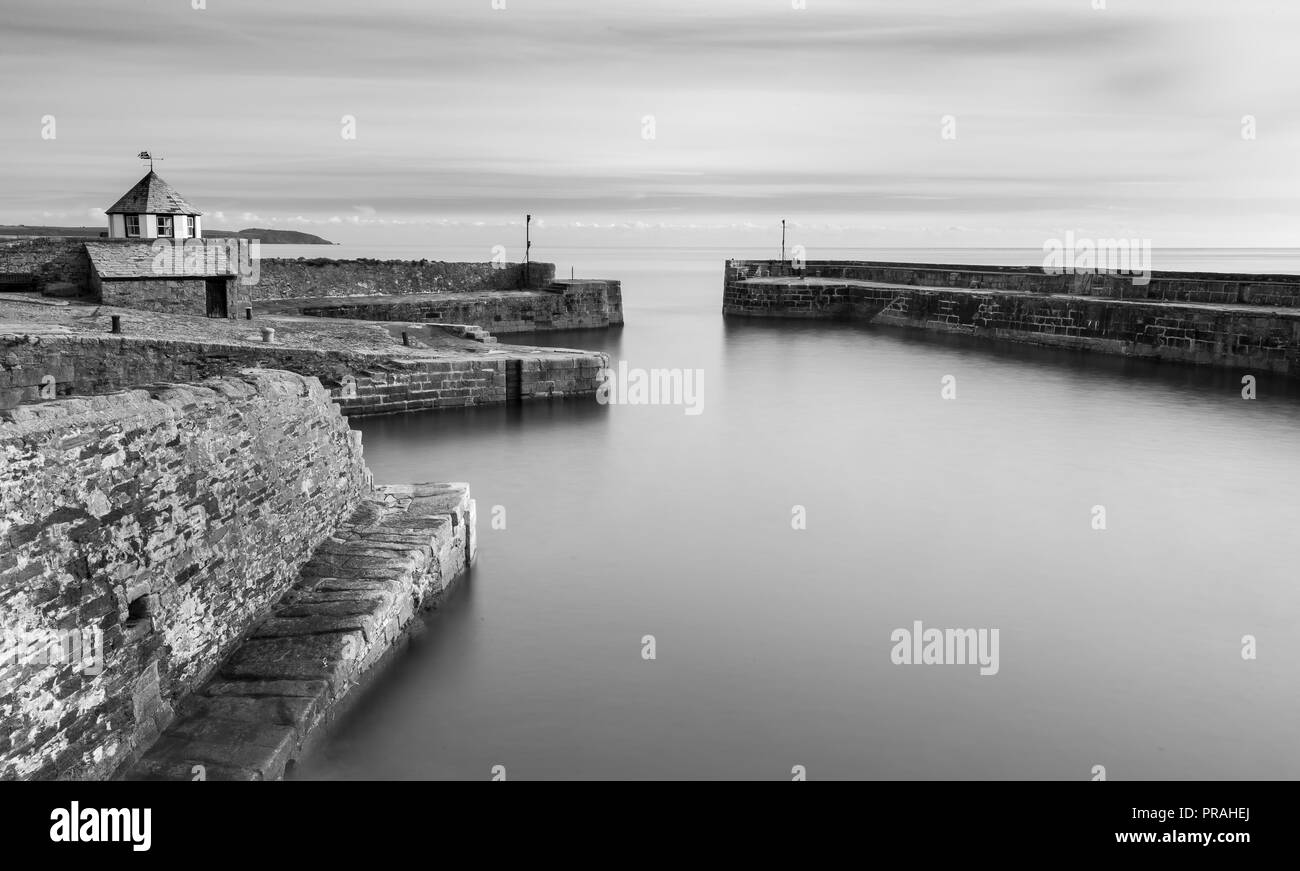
[0,0,1297,246]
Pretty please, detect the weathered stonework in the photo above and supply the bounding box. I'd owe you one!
[0,241,618,781]
[93,278,245,318]
[290,279,624,334]
[249,259,555,301]
[0,330,607,415]
[126,483,474,781]
[335,351,608,415]
[0,369,369,780]
[726,259,1300,307]
[0,240,626,340]
[0,242,625,334]
[723,261,1300,377]
[0,242,554,302]
[0,237,98,292]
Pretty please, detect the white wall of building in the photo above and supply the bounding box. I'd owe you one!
[107,212,203,239]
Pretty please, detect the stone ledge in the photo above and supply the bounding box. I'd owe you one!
[0,323,608,415]
[122,482,474,781]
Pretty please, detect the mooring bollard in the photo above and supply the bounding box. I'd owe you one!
[110,315,121,334]
[402,331,410,346]
[261,326,275,343]
[245,307,253,320]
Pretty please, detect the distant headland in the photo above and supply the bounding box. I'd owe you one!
[0,224,335,245]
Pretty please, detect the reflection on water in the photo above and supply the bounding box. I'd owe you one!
[297,250,1300,780]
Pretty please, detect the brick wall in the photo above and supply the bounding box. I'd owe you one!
[0,369,369,780]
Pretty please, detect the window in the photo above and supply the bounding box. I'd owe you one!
[156,215,173,238]
[186,215,196,237]
[124,214,141,237]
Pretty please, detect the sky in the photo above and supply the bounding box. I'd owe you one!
[2,0,1299,251]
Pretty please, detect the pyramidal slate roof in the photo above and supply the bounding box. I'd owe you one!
[106,171,202,216]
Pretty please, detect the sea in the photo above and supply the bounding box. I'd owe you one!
[284,245,1300,780]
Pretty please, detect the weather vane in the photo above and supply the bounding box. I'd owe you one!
[137,150,163,171]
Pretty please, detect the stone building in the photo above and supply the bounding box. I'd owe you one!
[0,168,252,315]
[105,171,203,240]
[85,241,240,317]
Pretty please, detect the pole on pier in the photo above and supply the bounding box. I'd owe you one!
[781,219,786,263]
[524,214,532,289]
[110,315,122,334]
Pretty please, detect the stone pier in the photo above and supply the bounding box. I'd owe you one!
[723,260,1300,377]
[1,238,622,781]
[0,367,476,780]
[0,299,608,415]
[126,483,474,781]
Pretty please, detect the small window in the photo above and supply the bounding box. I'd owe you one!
[156,215,173,238]
[186,215,196,237]
[125,215,141,237]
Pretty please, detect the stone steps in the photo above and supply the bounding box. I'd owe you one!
[123,482,474,781]
[426,321,497,344]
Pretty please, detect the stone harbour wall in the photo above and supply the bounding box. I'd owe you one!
[723,265,1300,377]
[727,259,1300,307]
[0,332,362,411]
[0,369,370,780]
[127,483,475,781]
[0,237,97,292]
[0,241,625,333]
[295,279,624,334]
[0,243,565,304]
[249,259,556,301]
[0,331,607,415]
[339,351,608,416]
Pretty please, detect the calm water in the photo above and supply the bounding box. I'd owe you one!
[297,248,1300,780]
